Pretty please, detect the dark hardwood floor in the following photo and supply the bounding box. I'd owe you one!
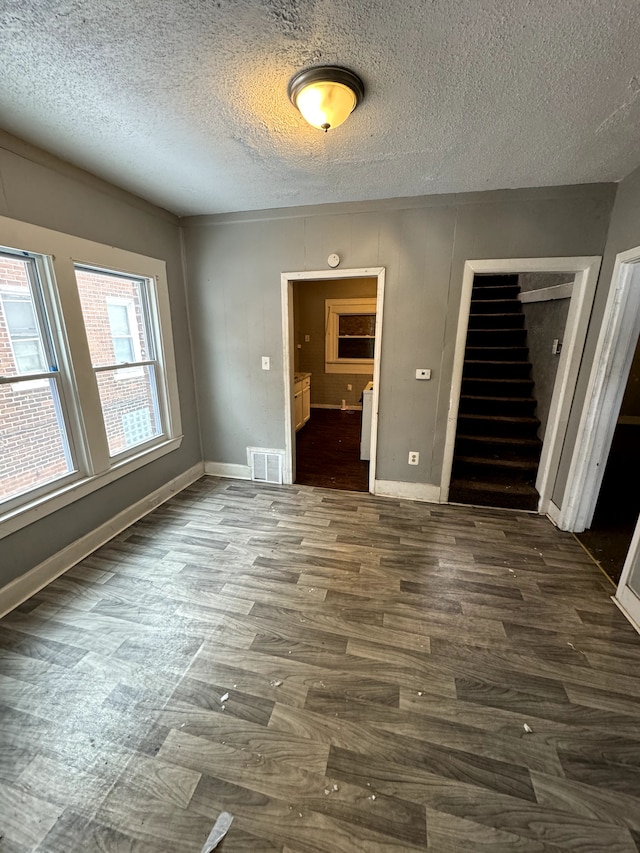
[1,477,640,851]
[576,424,640,584]
[296,408,369,492]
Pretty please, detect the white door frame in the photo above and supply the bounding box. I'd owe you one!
[440,256,602,513]
[559,246,640,531]
[615,517,640,634]
[280,267,386,492]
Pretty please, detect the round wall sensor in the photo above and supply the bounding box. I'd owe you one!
[327,253,340,268]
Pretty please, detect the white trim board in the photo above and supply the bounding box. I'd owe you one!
[519,282,573,303]
[281,267,386,493]
[440,256,601,516]
[0,462,204,619]
[373,479,441,503]
[559,246,640,532]
[615,509,640,634]
[203,461,251,480]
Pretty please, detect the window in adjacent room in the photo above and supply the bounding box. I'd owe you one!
[325,296,377,373]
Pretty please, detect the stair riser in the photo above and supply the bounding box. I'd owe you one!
[454,438,541,459]
[468,313,525,330]
[462,379,534,397]
[473,275,519,288]
[466,331,528,348]
[453,460,537,482]
[459,397,537,416]
[463,362,532,379]
[457,415,539,438]
[470,300,522,315]
[472,284,520,298]
[465,347,529,361]
[448,483,539,511]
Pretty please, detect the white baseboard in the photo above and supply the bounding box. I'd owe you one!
[204,461,252,480]
[546,500,562,527]
[311,404,363,411]
[374,479,441,503]
[0,462,204,619]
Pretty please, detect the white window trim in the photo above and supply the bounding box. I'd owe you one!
[325,297,377,375]
[0,215,183,540]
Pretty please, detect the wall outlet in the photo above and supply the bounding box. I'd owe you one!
[305,334,310,342]
[261,356,270,370]
[408,451,419,465]
[347,383,353,391]
[552,339,562,355]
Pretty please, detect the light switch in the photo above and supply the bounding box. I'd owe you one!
[262,356,270,370]
[416,368,431,380]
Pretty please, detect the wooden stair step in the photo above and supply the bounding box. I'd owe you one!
[455,454,538,471]
[456,433,541,448]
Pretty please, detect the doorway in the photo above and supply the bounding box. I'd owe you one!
[441,257,601,513]
[558,247,640,631]
[575,337,640,582]
[280,267,385,492]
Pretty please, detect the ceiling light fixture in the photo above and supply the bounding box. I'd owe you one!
[288,66,365,132]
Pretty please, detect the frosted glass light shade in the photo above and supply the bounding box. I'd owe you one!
[288,66,364,132]
[295,81,357,131]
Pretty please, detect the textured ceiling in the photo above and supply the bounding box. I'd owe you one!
[2,0,640,216]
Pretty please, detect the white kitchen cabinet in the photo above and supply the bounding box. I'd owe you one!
[294,373,311,431]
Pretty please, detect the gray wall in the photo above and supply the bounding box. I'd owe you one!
[519,273,573,440]
[294,277,376,407]
[0,131,201,587]
[183,184,615,487]
[553,164,640,506]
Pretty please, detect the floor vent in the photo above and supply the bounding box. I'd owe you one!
[248,448,284,484]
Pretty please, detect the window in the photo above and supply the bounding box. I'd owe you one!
[76,268,159,455]
[2,295,47,374]
[107,300,137,364]
[0,252,75,506]
[325,297,377,374]
[0,215,182,537]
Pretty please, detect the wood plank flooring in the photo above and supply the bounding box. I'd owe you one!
[1,477,640,852]
[296,408,369,492]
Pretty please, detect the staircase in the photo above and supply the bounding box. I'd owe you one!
[448,274,542,511]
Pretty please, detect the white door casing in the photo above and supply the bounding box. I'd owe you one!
[558,248,640,532]
[280,267,385,493]
[441,257,601,514]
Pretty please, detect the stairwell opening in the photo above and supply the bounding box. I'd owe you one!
[448,272,573,511]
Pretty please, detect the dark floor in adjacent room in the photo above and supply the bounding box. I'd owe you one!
[576,423,640,584]
[2,477,640,851]
[295,407,369,492]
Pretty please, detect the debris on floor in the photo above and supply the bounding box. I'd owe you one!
[199,811,233,852]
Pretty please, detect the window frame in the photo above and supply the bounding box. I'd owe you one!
[325,296,377,374]
[106,295,144,375]
[0,215,183,540]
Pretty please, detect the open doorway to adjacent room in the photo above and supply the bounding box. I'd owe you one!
[575,332,640,582]
[281,268,385,493]
[561,247,640,600]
